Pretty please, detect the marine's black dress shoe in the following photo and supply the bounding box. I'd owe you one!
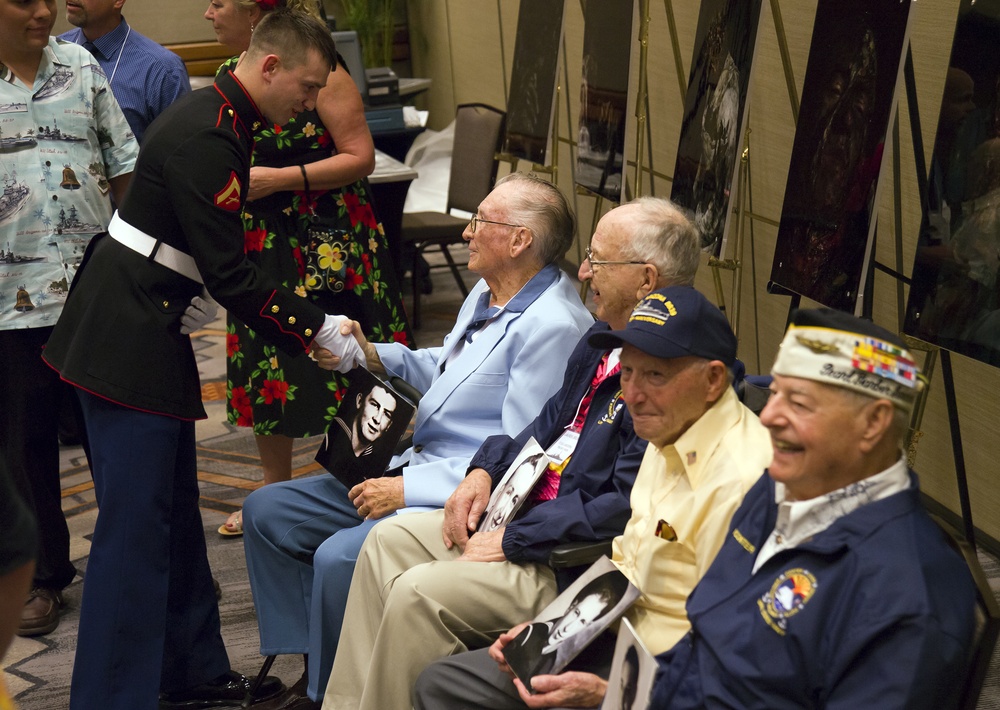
[159,670,284,709]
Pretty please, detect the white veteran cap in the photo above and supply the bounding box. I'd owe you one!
[771,309,922,412]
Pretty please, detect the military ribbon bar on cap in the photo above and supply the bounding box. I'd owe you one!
[852,337,918,387]
[772,324,921,411]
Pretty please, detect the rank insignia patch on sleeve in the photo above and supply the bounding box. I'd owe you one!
[215,171,242,211]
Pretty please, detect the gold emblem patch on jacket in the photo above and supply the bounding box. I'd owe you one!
[215,171,242,211]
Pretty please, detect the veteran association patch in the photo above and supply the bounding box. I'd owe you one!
[598,390,626,425]
[215,171,242,211]
[757,568,817,635]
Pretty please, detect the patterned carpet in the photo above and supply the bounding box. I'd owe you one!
[5,264,1000,708]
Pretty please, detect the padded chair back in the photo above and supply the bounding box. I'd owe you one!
[446,104,507,216]
[738,375,773,416]
[931,516,1000,710]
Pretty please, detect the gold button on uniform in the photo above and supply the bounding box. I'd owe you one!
[304,328,313,337]
[288,316,296,325]
[271,305,279,313]
[163,301,169,308]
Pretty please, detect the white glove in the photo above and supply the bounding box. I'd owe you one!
[312,314,367,373]
[180,290,218,335]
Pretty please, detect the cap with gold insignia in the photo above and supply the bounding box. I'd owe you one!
[771,308,921,411]
[587,286,737,367]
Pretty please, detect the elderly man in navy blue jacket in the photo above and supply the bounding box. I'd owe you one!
[320,197,701,710]
[649,309,976,709]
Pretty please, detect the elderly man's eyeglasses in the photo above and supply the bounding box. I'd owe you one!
[469,215,524,233]
[584,246,647,268]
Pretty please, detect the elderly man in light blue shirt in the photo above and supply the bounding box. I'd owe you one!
[241,173,595,707]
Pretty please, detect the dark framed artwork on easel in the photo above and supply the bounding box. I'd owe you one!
[669,0,763,256]
[769,0,915,313]
[903,0,1000,368]
[574,0,634,202]
[504,0,566,166]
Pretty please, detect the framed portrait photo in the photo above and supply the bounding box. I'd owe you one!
[478,437,549,533]
[314,368,415,489]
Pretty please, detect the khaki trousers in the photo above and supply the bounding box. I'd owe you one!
[322,509,557,710]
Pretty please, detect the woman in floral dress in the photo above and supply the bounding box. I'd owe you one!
[205,0,411,534]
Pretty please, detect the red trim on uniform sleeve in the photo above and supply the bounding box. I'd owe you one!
[258,289,311,352]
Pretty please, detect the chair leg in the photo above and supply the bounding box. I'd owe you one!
[439,244,469,297]
[241,654,277,708]
[411,245,422,330]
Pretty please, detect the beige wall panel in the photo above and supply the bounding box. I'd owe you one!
[443,1,507,110]
[53,0,219,44]
[406,0,456,129]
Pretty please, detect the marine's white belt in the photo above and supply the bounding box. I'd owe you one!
[108,211,203,284]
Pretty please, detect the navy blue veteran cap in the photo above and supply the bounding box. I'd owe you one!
[588,286,737,367]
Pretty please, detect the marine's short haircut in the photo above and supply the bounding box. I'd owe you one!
[247,8,338,71]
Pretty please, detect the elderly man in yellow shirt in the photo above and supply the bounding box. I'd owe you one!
[412,285,774,710]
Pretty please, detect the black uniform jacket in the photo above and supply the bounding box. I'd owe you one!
[44,71,326,420]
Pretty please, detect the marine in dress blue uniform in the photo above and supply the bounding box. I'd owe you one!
[43,12,342,710]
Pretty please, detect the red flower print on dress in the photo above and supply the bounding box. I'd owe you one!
[345,268,363,290]
[245,227,267,253]
[342,191,361,219]
[231,386,253,426]
[260,378,290,405]
[292,245,306,280]
[297,192,318,215]
[360,206,378,231]
[226,333,241,358]
[392,330,409,346]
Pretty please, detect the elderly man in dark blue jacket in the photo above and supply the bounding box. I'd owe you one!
[317,197,701,710]
[649,308,976,709]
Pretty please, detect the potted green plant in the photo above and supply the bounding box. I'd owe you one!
[340,0,396,67]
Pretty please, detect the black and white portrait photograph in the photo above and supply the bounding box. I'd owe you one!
[600,619,656,710]
[503,557,638,688]
[770,0,914,311]
[669,0,763,255]
[479,438,549,533]
[575,0,634,202]
[904,0,1000,367]
[505,0,566,165]
[314,368,414,489]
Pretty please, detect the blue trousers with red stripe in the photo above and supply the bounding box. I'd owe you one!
[70,390,229,710]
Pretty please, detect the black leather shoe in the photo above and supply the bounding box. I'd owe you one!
[159,670,284,709]
[251,673,319,710]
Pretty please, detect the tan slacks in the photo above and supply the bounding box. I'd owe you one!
[322,509,557,710]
